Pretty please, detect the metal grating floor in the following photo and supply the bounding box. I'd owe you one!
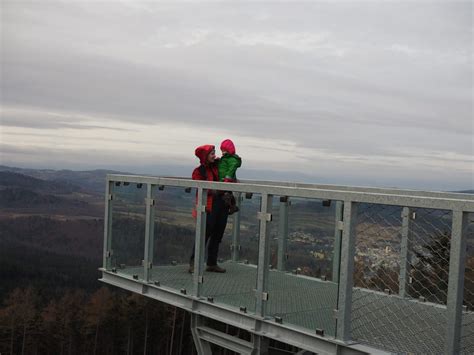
[115,262,474,354]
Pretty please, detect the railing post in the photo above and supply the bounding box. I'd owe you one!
[193,188,208,297]
[143,184,155,282]
[445,210,468,354]
[103,180,114,270]
[399,207,411,297]
[332,201,344,283]
[277,197,289,271]
[231,192,242,262]
[256,194,273,317]
[336,201,358,342]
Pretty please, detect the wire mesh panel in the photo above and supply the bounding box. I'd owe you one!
[351,203,452,354]
[151,186,196,292]
[266,197,338,337]
[238,193,261,265]
[201,192,261,315]
[110,182,146,279]
[461,212,474,354]
[407,208,453,304]
[286,198,336,280]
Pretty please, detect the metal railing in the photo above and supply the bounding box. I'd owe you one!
[102,174,474,354]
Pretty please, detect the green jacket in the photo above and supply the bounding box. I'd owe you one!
[218,154,242,181]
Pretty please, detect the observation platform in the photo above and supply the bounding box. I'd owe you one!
[100,174,474,354]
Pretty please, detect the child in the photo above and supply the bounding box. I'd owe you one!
[218,139,242,215]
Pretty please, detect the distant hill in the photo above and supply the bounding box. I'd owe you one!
[0,171,81,194]
[0,187,91,211]
[0,165,126,193]
[0,171,102,217]
[455,190,474,194]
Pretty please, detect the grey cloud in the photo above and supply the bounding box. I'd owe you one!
[1,46,292,123]
[1,115,136,132]
[1,0,472,189]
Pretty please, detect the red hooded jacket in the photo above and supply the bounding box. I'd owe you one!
[192,145,219,217]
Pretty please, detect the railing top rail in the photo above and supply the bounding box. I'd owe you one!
[107,174,474,212]
[240,179,474,201]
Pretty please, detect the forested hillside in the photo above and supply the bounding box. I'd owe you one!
[0,168,199,354]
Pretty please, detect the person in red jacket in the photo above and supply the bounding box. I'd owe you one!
[189,144,228,273]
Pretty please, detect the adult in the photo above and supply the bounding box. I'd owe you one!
[189,144,228,273]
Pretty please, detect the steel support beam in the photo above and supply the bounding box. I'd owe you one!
[251,334,269,355]
[100,271,390,355]
[332,201,343,283]
[256,194,273,317]
[103,181,114,270]
[193,188,208,297]
[197,326,254,354]
[191,314,212,355]
[398,207,411,298]
[336,201,358,342]
[143,184,155,282]
[445,210,468,355]
[232,192,242,262]
[277,197,289,272]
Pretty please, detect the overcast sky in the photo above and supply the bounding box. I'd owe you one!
[1,0,472,190]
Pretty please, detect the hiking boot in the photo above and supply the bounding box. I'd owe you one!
[188,264,194,274]
[206,265,226,273]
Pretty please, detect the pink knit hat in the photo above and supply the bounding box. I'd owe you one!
[220,139,236,155]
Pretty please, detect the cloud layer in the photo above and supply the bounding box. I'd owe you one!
[1,1,472,189]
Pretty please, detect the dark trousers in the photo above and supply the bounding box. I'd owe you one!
[190,194,229,266]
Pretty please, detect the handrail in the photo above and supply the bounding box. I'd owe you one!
[107,174,474,212]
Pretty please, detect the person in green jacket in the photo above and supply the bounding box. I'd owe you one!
[218,139,242,215]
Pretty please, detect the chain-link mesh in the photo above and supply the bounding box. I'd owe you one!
[266,197,338,336]
[461,212,474,353]
[285,198,336,280]
[351,203,452,354]
[407,208,452,304]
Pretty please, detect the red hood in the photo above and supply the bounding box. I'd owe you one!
[220,139,235,155]
[195,144,215,164]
